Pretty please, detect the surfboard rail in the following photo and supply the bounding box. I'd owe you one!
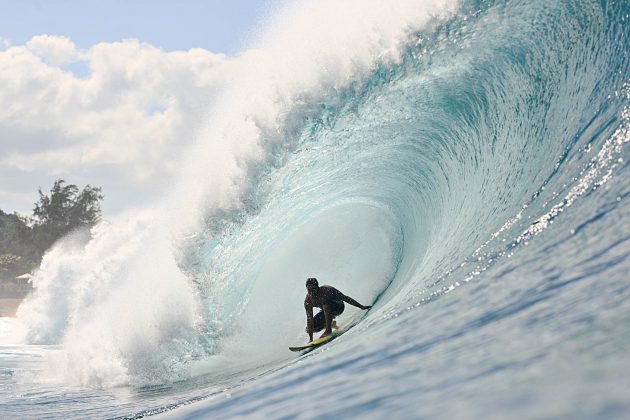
[289,326,352,352]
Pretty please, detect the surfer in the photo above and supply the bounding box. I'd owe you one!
[304,277,372,342]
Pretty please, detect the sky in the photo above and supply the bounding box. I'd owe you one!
[0,0,276,54]
[0,0,281,215]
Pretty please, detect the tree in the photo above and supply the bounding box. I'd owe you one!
[0,180,104,281]
[0,254,35,280]
[31,179,104,253]
[0,210,37,261]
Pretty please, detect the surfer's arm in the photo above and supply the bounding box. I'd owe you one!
[305,300,314,342]
[340,293,372,310]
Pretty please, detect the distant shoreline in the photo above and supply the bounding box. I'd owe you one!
[0,277,33,318]
[0,298,23,317]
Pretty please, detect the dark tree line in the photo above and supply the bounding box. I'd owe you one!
[0,180,103,279]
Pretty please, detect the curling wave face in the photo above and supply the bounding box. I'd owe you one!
[6,0,630,417]
[190,0,629,375]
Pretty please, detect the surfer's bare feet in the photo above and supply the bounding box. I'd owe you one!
[319,330,332,339]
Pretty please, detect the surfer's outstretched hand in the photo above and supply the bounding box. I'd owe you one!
[361,305,372,310]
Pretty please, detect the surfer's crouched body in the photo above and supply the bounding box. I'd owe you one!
[312,300,345,332]
[304,277,372,342]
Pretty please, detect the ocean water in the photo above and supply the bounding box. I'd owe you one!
[1,0,629,418]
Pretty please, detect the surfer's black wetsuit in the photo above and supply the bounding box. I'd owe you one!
[303,278,372,342]
[312,300,344,332]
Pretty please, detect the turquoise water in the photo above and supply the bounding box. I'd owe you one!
[1,0,629,418]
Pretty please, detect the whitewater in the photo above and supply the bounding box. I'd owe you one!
[1,0,629,418]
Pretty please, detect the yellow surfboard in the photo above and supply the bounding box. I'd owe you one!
[289,330,342,352]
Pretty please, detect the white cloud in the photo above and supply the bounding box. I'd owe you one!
[0,37,10,50]
[26,34,78,66]
[0,0,457,216]
[0,35,232,213]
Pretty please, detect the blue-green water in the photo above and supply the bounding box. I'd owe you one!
[1,0,629,418]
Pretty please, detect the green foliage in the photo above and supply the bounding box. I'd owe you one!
[0,210,38,261]
[0,254,35,279]
[33,180,103,227]
[0,179,104,279]
[31,179,104,253]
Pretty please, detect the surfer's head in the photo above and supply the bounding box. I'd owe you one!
[306,277,319,293]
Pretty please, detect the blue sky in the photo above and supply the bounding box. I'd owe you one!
[0,0,279,54]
